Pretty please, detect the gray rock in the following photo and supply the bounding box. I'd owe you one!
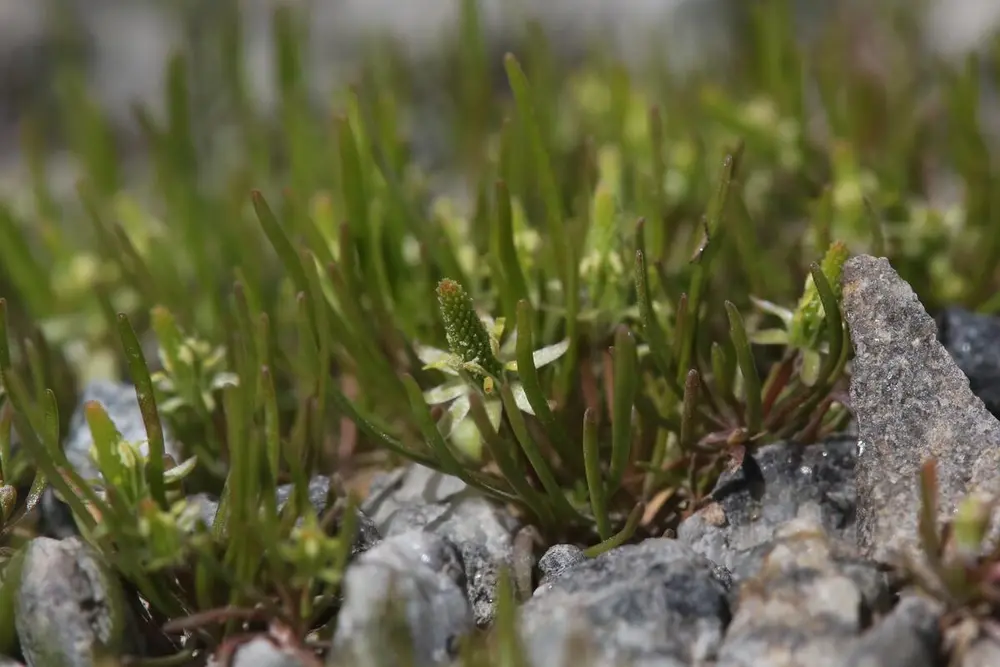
[186,477,380,557]
[838,595,943,667]
[518,538,731,667]
[677,436,857,582]
[208,637,317,667]
[537,544,586,585]
[958,634,1000,667]
[39,485,79,539]
[275,475,334,514]
[715,513,884,667]
[937,307,1000,418]
[362,464,520,627]
[841,255,1000,565]
[63,380,182,484]
[332,531,473,667]
[275,475,381,556]
[15,537,128,667]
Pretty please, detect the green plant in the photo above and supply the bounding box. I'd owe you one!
[0,0,998,663]
[417,277,570,456]
[903,459,1000,666]
[0,293,361,662]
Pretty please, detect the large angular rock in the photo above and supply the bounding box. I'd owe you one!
[677,436,857,582]
[518,538,732,667]
[841,255,1000,565]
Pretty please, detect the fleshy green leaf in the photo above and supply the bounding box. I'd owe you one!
[750,296,794,324]
[415,344,461,375]
[509,382,534,415]
[423,383,468,405]
[532,338,571,369]
[163,456,198,485]
[438,393,473,440]
[750,329,790,346]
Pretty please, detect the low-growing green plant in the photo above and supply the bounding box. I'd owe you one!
[0,298,362,662]
[0,0,998,663]
[903,459,1000,666]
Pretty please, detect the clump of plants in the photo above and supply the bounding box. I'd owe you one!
[0,295,363,664]
[0,0,998,663]
[902,460,1000,666]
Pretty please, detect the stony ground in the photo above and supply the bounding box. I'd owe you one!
[7,253,1000,666]
[6,3,1000,665]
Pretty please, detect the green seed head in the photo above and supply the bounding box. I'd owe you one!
[436,279,502,378]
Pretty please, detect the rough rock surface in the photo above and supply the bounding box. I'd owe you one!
[677,436,857,581]
[15,537,128,667]
[332,531,473,667]
[518,538,732,667]
[362,464,520,627]
[62,379,182,483]
[536,544,587,586]
[937,306,1000,418]
[841,254,1000,565]
[959,635,1000,667]
[838,595,943,667]
[715,510,890,667]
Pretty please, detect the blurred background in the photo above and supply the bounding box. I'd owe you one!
[2,0,999,201]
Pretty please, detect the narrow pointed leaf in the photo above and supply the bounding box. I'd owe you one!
[403,374,468,480]
[583,408,611,541]
[583,502,644,558]
[118,313,167,508]
[467,393,550,526]
[514,301,577,468]
[918,459,942,567]
[499,381,579,520]
[634,251,681,398]
[808,262,845,386]
[725,301,762,435]
[609,326,638,490]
